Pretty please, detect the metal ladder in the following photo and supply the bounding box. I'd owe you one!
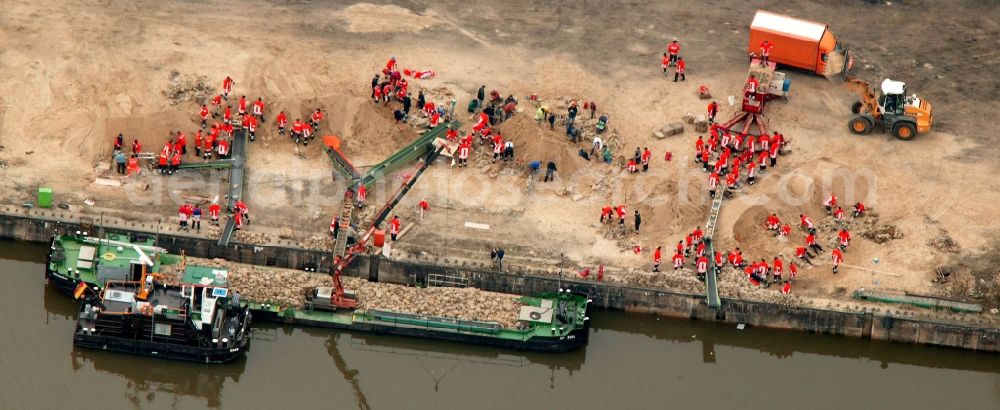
[703,185,726,309]
[333,192,355,258]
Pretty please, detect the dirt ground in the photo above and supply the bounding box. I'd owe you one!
[2,1,999,310]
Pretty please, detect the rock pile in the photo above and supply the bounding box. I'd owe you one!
[717,267,800,307]
[345,277,525,328]
[164,71,214,105]
[163,258,526,327]
[927,232,961,253]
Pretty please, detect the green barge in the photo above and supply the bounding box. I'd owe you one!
[47,233,591,353]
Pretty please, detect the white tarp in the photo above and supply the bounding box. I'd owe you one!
[751,11,826,41]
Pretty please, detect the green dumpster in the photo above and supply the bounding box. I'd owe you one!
[38,187,53,208]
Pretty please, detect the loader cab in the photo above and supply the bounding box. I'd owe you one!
[878,79,906,115]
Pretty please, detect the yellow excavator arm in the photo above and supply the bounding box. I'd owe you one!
[844,77,881,120]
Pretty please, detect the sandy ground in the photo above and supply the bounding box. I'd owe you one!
[2,1,999,309]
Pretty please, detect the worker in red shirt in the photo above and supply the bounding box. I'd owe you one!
[178,204,190,230]
[357,184,367,208]
[211,94,223,117]
[768,139,780,167]
[641,147,651,172]
[696,241,706,258]
[276,111,287,135]
[222,76,234,100]
[169,149,181,175]
[389,215,401,241]
[310,108,324,132]
[175,131,187,155]
[223,105,232,124]
[833,206,845,220]
[429,111,441,128]
[853,202,866,217]
[832,248,844,274]
[772,257,783,283]
[692,226,703,243]
[838,229,851,251]
[779,224,791,237]
[747,76,759,94]
[674,57,686,82]
[491,134,503,163]
[661,53,670,75]
[789,262,799,281]
[235,199,250,225]
[800,214,815,233]
[615,205,627,226]
[253,98,265,122]
[806,232,823,254]
[700,149,710,172]
[200,104,209,129]
[780,282,791,294]
[385,56,397,74]
[246,115,258,141]
[291,119,304,143]
[725,171,738,192]
[217,138,229,159]
[713,251,724,275]
[676,240,685,256]
[157,148,169,174]
[373,84,383,102]
[746,161,757,185]
[234,209,243,230]
[766,213,780,231]
[382,83,392,104]
[824,193,838,215]
[600,205,612,223]
[731,248,744,268]
[672,251,684,271]
[238,95,247,116]
[708,171,720,199]
[707,101,718,123]
[684,234,694,256]
[301,122,313,145]
[131,139,142,155]
[759,40,774,63]
[418,199,430,219]
[627,158,638,173]
[204,130,216,160]
[209,203,221,226]
[194,131,203,157]
[126,154,141,177]
[696,255,709,281]
[795,246,814,265]
[653,246,662,272]
[666,38,681,66]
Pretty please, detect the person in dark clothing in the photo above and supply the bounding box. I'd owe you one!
[402,95,412,114]
[490,247,505,271]
[370,74,380,98]
[634,210,642,233]
[476,85,486,108]
[417,90,425,110]
[544,161,557,182]
[548,113,556,130]
[484,104,495,124]
[567,104,578,126]
[393,109,406,123]
[589,101,597,119]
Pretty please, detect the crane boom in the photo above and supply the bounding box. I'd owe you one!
[327,145,446,309]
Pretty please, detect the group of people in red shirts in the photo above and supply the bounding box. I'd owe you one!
[765,194,868,275]
[661,38,686,81]
[701,124,788,198]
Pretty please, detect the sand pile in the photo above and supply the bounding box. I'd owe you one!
[342,103,420,161]
[495,114,588,177]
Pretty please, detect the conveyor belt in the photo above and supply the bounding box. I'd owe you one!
[218,129,248,246]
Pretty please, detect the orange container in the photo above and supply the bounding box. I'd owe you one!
[373,229,386,247]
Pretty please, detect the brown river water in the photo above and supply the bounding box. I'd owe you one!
[1,240,998,409]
